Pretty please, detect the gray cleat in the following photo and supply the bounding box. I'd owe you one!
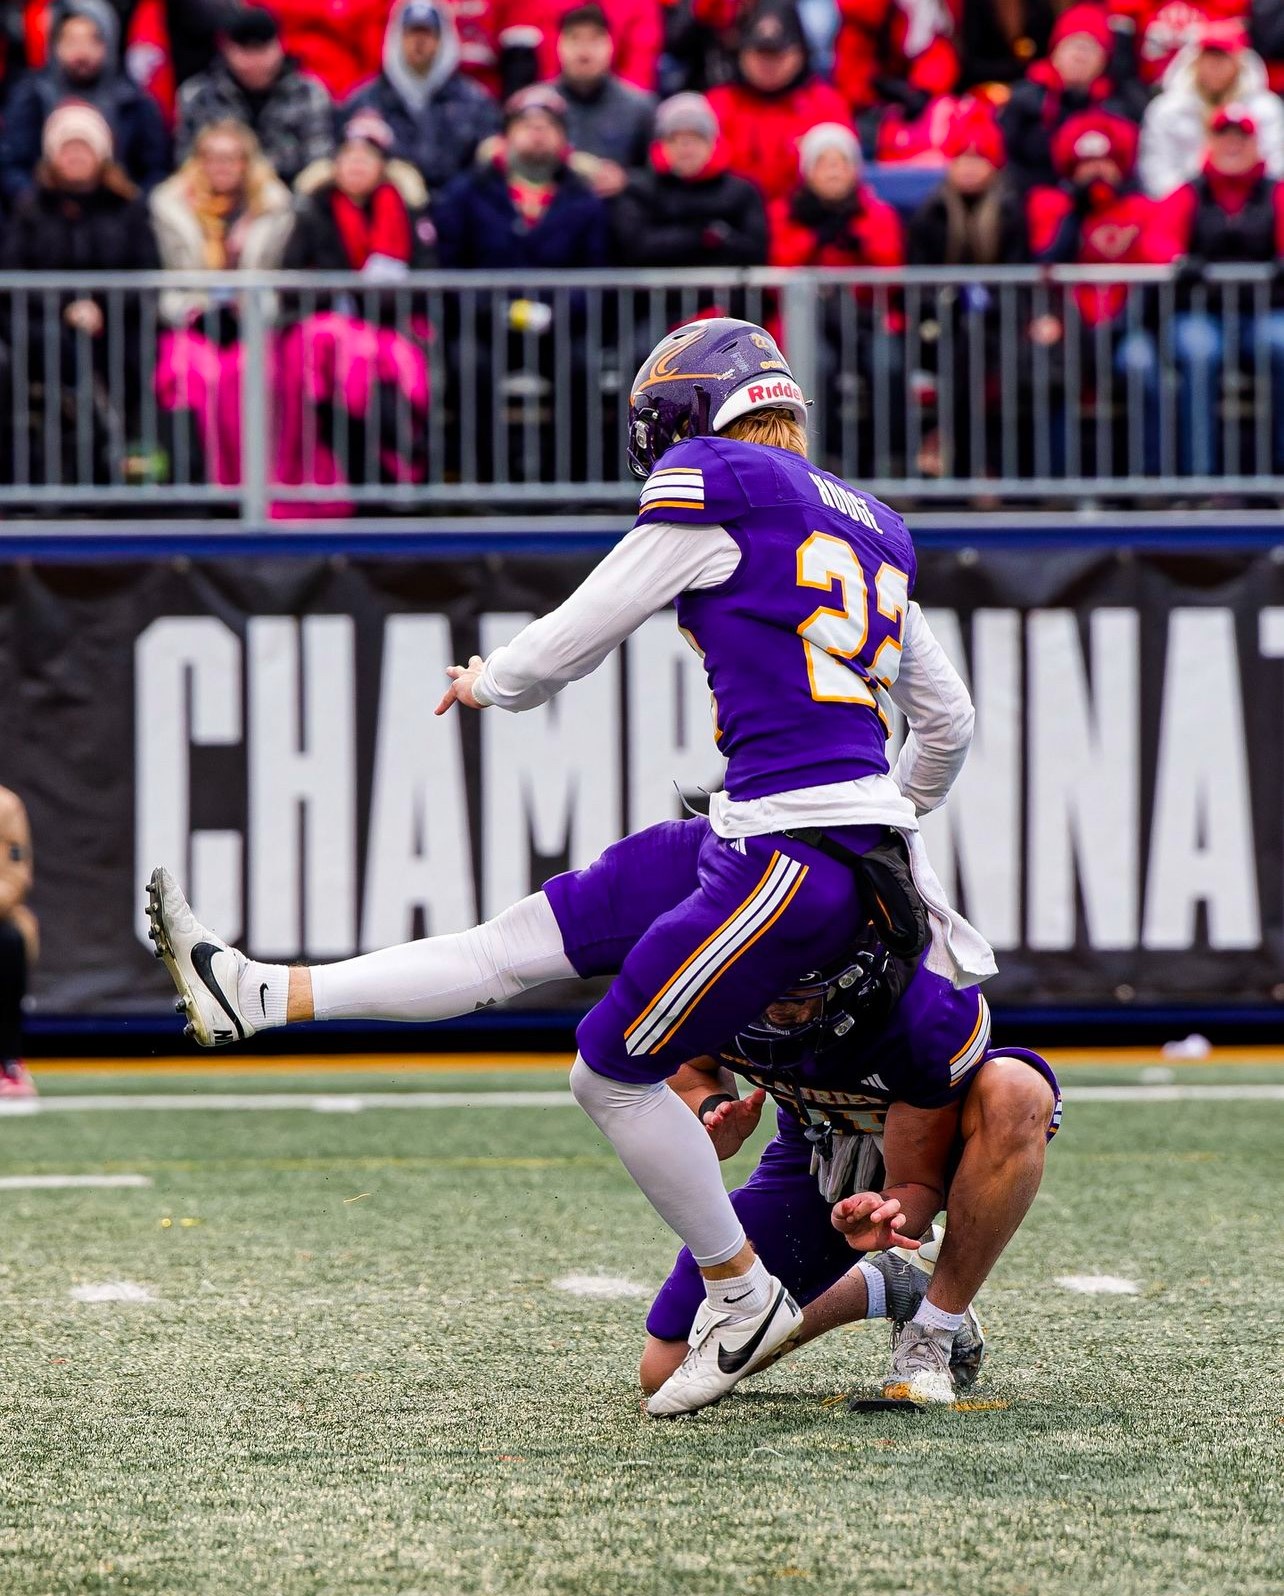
[882,1320,956,1405]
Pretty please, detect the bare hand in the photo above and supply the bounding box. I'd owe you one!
[831,1191,922,1253]
[1029,313,1063,347]
[434,655,488,716]
[591,160,628,198]
[64,299,103,336]
[702,1088,766,1160]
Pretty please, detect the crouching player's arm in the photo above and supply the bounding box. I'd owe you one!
[831,1098,957,1253]
[665,1056,768,1160]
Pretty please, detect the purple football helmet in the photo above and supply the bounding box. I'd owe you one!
[626,318,808,478]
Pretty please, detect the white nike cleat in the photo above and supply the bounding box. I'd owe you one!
[145,867,253,1048]
[645,1279,803,1418]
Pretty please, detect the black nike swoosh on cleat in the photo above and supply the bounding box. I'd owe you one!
[190,942,247,1042]
[717,1288,793,1375]
[259,982,269,1016]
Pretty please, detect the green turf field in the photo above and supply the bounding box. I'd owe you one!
[2,1063,1282,1596]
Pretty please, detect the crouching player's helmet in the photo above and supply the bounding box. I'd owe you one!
[626,317,808,478]
[734,948,901,1077]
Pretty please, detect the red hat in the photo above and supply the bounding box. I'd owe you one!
[1198,17,1249,51]
[942,102,1006,167]
[1050,109,1139,178]
[1210,101,1257,134]
[1050,4,1113,54]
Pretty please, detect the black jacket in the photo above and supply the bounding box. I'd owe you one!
[612,162,767,267]
[557,73,655,170]
[282,179,436,323]
[907,182,1029,266]
[0,65,170,202]
[0,168,159,274]
[340,69,500,197]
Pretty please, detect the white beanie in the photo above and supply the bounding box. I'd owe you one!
[798,121,860,177]
[43,101,114,167]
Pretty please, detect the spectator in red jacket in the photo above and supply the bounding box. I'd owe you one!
[769,120,907,468]
[1026,109,1182,474]
[707,2,853,203]
[1001,4,1148,190]
[833,0,960,116]
[1164,103,1284,472]
[256,0,388,102]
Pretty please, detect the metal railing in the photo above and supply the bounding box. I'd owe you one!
[0,265,1279,521]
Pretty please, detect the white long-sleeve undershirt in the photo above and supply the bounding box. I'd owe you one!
[474,521,740,713]
[472,518,974,826]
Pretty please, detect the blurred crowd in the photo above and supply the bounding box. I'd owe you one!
[2,0,1284,492]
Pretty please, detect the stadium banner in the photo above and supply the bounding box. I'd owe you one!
[2,544,1282,1013]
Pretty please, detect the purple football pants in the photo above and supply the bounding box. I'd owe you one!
[543,816,880,1086]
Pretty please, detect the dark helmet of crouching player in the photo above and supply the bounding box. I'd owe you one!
[733,940,907,1077]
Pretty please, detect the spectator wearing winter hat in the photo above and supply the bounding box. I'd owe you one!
[908,103,1030,478]
[0,0,170,203]
[1139,18,1284,195]
[1163,103,1284,472]
[340,1,500,196]
[177,7,334,188]
[832,0,960,117]
[19,0,235,126]
[613,92,767,269]
[1000,4,1147,191]
[433,84,609,270]
[555,4,656,200]
[707,3,854,204]
[1,100,160,454]
[1026,109,1182,475]
[768,120,907,468]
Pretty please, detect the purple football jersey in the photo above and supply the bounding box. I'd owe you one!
[637,436,917,801]
[720,964,998,1138]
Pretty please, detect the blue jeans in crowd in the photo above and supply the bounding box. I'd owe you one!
[1173,310,1284,476]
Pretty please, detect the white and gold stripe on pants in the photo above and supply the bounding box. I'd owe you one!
[624,851,810,1057]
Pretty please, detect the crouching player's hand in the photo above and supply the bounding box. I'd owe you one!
[831,1191,921,1254]
[702,1088,767,1160]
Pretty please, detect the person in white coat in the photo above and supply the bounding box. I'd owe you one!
[1139,18,1284,197]
[150,119,294,483]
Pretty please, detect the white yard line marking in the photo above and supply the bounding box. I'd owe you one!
[0,1173,152,1189]
[1064,1085,1284,1102]
[0,1084,1281,1117]
[1056,1275,1141,1295]
[69,1281,155,1303]
[552,1274,651,1300]
[0,1091,576,1114]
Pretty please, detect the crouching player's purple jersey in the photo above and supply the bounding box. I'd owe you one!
[645,962,1061,1342]
[720,965,1062,1148]
[637,435,917,800]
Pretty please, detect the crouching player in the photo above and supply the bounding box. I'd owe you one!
[641,940,1061,1409]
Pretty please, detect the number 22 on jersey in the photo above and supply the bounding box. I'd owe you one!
[796,532,909,706]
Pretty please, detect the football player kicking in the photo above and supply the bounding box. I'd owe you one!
[147,316,997,1420]
[640,945,1062,1409]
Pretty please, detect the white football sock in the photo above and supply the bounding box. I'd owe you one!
[912,1300,965,1336]
[307,893,573,1022]
[855,1259,886,1319]
[569,1055,746,1267]
[705,1256,772,1320]
[238,960,290,1030]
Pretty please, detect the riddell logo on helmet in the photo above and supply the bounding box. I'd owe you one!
[746,380,803,404]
